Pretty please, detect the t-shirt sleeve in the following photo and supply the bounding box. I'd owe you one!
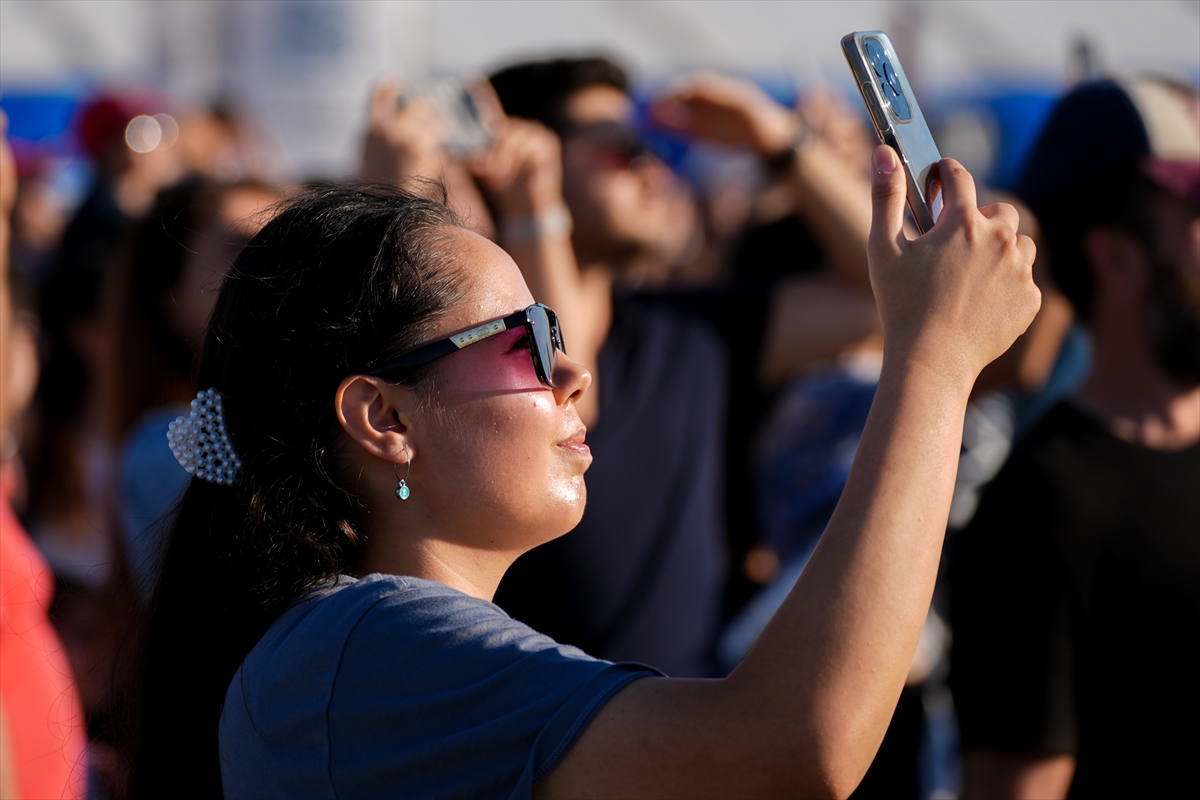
[949,445,1077,756]
[328,581,660,799]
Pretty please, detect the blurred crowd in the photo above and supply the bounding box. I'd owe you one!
[1,50,1197,799]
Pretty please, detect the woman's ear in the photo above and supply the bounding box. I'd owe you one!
[334,375,417,462]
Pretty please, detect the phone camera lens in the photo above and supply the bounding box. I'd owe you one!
[866,39,886,71]
[864,39,913,122]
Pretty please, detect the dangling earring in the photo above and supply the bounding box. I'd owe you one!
[394,451,412,500]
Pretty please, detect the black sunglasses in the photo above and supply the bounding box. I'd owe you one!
[564,121,652,167]
[371,303,565,388]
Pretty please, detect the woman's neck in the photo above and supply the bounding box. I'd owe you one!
[354,521,514,602]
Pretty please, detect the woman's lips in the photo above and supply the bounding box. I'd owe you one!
[558,428,591,457]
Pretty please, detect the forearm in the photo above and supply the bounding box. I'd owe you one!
[759,275,882,385]
[547,353,972,799]
[538,150,1039,799]
[476,119,608,425]
[729,351,970,792]
[783,141,874,293]
[964,750,1075,799]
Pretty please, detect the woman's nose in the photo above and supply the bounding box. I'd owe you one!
[552,351,592,405]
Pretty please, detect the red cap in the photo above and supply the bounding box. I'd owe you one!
[75,94,156,160]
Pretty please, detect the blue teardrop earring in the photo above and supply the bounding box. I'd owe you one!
[394,452,412,500]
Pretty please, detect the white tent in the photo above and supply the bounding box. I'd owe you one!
[3,0,1197,176]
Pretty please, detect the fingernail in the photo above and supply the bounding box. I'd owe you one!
[874,146,897,175]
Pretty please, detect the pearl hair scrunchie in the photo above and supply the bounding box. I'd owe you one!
[167,388,243,486]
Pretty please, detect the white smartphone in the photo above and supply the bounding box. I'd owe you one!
[842,31,943,232]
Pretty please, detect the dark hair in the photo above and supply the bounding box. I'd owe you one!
[489,56,629,133]
[105,177,275,440]
[127,184,465,797]
[1028,161,1162,321]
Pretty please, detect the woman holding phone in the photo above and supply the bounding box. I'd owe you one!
[128,144,1037,799]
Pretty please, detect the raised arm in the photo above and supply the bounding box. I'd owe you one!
[535,149,1040,799]
[471,119,609,427]
[650,74,885,383]
[650,73,875,292]
[360,81,447,190]
[359,80,497,238]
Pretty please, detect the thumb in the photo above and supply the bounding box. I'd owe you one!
[868,145,908,256]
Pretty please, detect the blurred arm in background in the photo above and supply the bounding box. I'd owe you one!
[970,193,1074,399]
[360,79,604,425]
[360,80,497,240]
[963,750,1075,800]
[651,75,1073,396]
[650,73,882,385]
[470,115,607,428]
[1,110,87,800]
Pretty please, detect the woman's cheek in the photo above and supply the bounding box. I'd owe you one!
[494,353,544,391]
[451,343,544,393]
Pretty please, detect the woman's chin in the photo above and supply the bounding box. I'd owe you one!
[547,475,587,533]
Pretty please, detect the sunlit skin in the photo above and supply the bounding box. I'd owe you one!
[1067,190,1200,450]
[335,226,592,600]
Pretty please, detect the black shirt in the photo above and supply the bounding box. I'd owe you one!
[494,288,769,677]
[949,402,1200,796]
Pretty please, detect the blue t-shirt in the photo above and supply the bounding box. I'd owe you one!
[219,573,659,799]
[119,406,189,604]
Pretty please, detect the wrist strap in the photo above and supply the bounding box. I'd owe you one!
[763,118,815,177]
[500,204,574,244]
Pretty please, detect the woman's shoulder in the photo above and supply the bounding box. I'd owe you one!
[220,573,660,799]
[226,571,631,746]
[294,573,615,687]
[248,573,542,675]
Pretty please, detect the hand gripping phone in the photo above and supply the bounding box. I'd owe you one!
[842,31,943,232]
[399,80,492,159]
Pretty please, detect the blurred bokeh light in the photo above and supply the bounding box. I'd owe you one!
[2,0,1197,182]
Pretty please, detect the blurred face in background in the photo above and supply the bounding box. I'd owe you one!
[1144,188,1200,383]
[171,185,279,355]
[559,85,678,266]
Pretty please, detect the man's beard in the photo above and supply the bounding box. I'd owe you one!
[1146,254,1200,386]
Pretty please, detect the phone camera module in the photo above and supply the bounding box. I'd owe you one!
[865,38,887,72]
[865,38,912,122]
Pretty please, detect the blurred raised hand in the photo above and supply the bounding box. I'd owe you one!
[469,113,607,426]
[360,80,447,187]
[649,71,796,156]
[470,117,565,220]
[654,71,879,296]
[360,78,498,237]
[797,85,876,176]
